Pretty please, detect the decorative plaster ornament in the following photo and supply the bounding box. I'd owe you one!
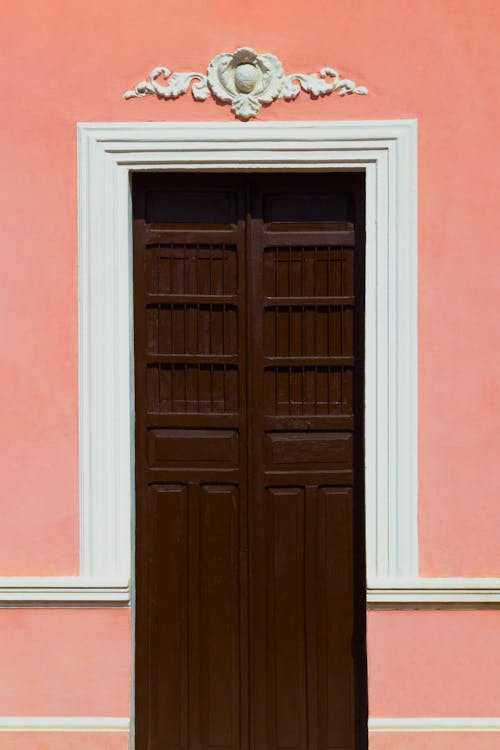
[124,47,367,120]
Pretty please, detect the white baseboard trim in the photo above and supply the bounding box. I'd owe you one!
[369,717,500,732]
[1,716,498,733]
[368,578,500,605]
[0,717,129,732]
[0,577,129,605]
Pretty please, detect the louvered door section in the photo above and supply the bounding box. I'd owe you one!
[133,177,249,750]
[133,174,367,750]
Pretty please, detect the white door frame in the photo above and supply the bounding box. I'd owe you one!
[77,119,418,597]
[2,120,497,606]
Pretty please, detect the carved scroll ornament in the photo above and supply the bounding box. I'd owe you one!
[124,47,368,120]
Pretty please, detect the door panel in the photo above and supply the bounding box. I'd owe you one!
[133,173,366,750]
[247,180,360,750]
[264,485,308,750]
[192,482,240,750]
[146,483,188,750]
[134,176,248,750]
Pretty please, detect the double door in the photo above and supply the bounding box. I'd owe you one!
[133,173,367,750]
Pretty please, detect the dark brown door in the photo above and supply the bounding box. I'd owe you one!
[133,173,367,750]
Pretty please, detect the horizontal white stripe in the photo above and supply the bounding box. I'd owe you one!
[0,717,129,732]
[0,716,498,733]
[0,578,129,604]
[1,577,499,605]
[369,717,500,732]
[368,577,500,604]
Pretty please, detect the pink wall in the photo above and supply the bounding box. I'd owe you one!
[0,736,128,750]
[1,0,498,577]
[367,611,500,716]
[0,611,130,715]
[369,735,500,750]
[0,0,499,747]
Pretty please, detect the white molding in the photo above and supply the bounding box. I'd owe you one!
[0,578,129,604]
[75,119,419,599]
[77,125,135,584]
[369,717,500,733]
[2,577,499,605]
[1,716,498,734]
[368,578,500,604]
[0,717,129,732]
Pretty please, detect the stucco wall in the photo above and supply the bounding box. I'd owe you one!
[0,1,498,747]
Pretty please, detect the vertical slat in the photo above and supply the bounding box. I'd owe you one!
[172,304,183,353]
[146,365,159,413]
[199,364,210,414]
[209,243,213,295]
[146,305,158,354]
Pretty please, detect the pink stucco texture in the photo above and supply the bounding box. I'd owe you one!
[0,1,499,746]
[367,611,500,717]
[1,0,498,578]
[0,736,128,750]
[368,734,500,750]
[0,610,130,715]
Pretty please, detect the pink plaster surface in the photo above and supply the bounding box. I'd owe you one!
[0,0,498,578]
[368,734,500,750]
[0,0,499,729]
[0,735,128,750]
[0,610,130,715]
[367,611,500,716]
[6,733,500,750]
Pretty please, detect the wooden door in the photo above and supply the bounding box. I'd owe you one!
[133,173,367,750]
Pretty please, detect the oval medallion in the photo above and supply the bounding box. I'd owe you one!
[234,63,259,93]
